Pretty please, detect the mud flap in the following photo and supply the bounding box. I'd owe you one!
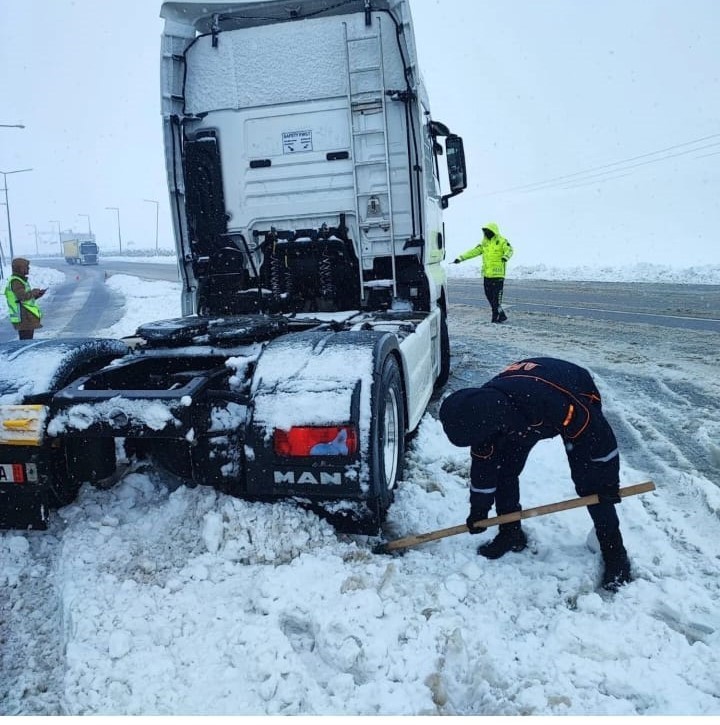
[0,485,48,530]
[245,328,403,533]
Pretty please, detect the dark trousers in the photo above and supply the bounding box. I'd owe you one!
[471,413,621,532]
[18,329,34,340]
[483,277,505,321]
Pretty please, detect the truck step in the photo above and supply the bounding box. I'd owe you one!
[360,219,391,230]
[363,279,394,288]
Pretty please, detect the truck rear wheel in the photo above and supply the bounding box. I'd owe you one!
[366,355,406,532]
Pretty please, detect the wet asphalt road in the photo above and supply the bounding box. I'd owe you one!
[5,259,720,339]
[449,278,720,333]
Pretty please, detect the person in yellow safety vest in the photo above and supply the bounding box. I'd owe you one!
[453,222,514,323]
[4,257,46,340]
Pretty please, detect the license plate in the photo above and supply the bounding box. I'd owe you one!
[0,463,38,484]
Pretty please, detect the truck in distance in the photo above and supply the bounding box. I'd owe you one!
[63,236,99,265]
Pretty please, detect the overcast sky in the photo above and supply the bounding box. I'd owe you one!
[1,0,718,267]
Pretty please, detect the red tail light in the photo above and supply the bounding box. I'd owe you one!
[274,425,358,457]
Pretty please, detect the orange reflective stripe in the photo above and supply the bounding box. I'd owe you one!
[503,361,540,373]
[562,404,575,427]
[499,373,592,439]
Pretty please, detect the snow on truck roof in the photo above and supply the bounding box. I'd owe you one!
[160,0,397,32]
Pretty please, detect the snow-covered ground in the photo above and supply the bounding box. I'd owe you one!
[1,262,719,715]
[455,261,720,286]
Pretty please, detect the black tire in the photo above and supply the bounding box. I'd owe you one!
[0,339,128,525]
[435,308,451,389]
[366,355,406,532]
[0,338,129,399]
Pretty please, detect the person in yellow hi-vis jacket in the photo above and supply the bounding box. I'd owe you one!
[4,257,46,340]
[453,222,513,323]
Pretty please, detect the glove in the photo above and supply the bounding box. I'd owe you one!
[452,258,461,264]
[597,486,621,505]
[466,507,490,534]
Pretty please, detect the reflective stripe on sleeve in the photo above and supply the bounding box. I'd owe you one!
[470,485,497,495]
[591,448,619,463]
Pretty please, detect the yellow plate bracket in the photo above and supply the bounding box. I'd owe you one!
[0,405,48,446]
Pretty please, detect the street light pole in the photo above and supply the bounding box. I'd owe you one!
[143,199,159,253]
[25,224,39,255]
[105,206,122,254]
[0,168,33,261]
[49,220,62,256]
[78,213,92,235]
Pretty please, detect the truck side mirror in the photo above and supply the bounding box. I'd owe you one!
[441,134,467,208]
[446,135,467,193]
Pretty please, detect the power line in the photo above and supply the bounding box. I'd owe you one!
[482,132,720,196]
[530,141,720,193]
[561,172,632,191]
[492,134,720,194]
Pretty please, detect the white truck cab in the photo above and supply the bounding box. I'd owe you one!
[160,0,466,319]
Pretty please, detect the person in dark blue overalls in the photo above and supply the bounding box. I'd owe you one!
[439,357,632,592]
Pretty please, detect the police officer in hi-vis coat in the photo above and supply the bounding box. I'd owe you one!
[453,222,513,323]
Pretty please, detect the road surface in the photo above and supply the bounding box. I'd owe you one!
[8,259,719,340]
[449,278,720,332]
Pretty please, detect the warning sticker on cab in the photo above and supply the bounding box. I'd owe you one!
[282,130,313,154]
[0,463,38,485]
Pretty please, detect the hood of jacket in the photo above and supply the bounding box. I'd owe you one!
[11,257,30,277]
[482,222,500,237]
[439,386,513,448]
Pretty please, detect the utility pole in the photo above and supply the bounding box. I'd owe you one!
[25,224,39,255]
[0,134,27,276]
[49,220,62,256]
[0,168,33,260]
[105,206,122,254]
[143,199,160,253]
[78,213,92,235]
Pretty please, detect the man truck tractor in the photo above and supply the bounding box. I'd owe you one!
[0,0,467,532]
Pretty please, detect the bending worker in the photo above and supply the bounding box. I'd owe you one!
[439,356,632,592]
[453,222,513,323]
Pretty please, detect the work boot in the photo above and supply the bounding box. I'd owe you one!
[596,526,632,592]
[601,556,632,592]
[477,522,527,559]
[497,311,508,323]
